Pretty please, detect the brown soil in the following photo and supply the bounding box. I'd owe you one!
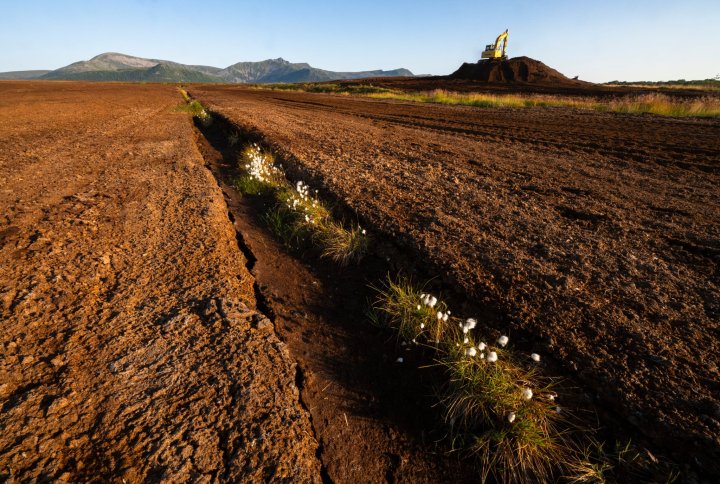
[449,56,584,86]
[191,85,720,480]
[336,74,715,99]
[192,118,475,482]
[0,81,320,481]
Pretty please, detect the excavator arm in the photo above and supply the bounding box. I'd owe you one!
[495,29,509,57]
[481,29,509,60]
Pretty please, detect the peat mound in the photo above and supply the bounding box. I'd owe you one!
[450,56,583,85]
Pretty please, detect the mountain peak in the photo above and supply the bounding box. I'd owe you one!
[20,53,414,83]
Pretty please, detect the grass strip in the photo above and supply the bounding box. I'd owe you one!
[263,83,720,117]
[234,143,368,265]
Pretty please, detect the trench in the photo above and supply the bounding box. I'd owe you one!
[190,111,476,482]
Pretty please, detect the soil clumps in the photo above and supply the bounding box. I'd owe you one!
[450,56,584,85]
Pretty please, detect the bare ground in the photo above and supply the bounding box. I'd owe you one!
[191,85,720,478]
[2,79,718,482]
[0,82,319,482]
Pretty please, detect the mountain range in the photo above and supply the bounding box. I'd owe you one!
[0,53,413,83]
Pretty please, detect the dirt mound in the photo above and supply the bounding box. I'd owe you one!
[450,56,582,85]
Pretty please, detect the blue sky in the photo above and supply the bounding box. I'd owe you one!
[2,0,719,82]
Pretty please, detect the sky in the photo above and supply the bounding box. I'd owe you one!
[1,0,719,82]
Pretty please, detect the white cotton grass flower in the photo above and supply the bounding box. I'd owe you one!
[428,296,437,308]
[465,347,477,357]
[416,305,421,310]
[463,337,469,344]
[530,353,541,362]
[477,342,486,351]
[396,357,404,363]
[437,311,443,320]
[442,313,449,322]
[480,353,485,359]
[420,323,425,329]
[497,335,509,347]
[461,318,477,334]
[522,388,533,400]
[487,351,498,362]
[507,412,516,423]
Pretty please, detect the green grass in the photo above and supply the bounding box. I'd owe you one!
[263,205,311,247]
[233,174,271,196]
[367,89,720,117]
[175,89,213,125]
[605,78,720,91]
[370,277,451,343]
[440,347,564,483]
[235,143,369,264]
[174,99,206,115]
[259,83,720,118]
[318,222,369,266]
[371,276,575,482]
[178,87,191,102]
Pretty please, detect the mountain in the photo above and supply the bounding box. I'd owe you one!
[218,58,412,83]
[0,70,51,80]
[0,53,413,83]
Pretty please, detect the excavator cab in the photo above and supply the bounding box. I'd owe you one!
[481,29,509,60]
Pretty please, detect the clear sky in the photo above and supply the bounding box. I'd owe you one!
[2,0,719,82]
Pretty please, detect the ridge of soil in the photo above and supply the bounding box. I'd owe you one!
[0,82,320,481]
[334,75,716,99]
[191,85,720,480]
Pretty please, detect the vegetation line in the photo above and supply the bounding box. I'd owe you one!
[261,83,720,117]
[235,143,369,265]
[179,88,368,266]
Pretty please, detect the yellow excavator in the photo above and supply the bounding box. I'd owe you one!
[481,29,509,60]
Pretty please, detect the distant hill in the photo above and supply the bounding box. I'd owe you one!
[0,70,51,80]
[0,53,413,83]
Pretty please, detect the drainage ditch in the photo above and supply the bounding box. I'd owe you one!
[190,110,476,482]
[185,98,677,483]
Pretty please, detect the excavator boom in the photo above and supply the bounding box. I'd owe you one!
[481,29,508,60]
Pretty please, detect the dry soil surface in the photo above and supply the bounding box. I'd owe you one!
[0,82,320,482]
[192,85,720,477]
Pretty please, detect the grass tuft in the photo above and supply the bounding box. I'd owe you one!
[233,174,271,196]
[318,222,369,266]
[371,275,576,482]
[234,143,369,264]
